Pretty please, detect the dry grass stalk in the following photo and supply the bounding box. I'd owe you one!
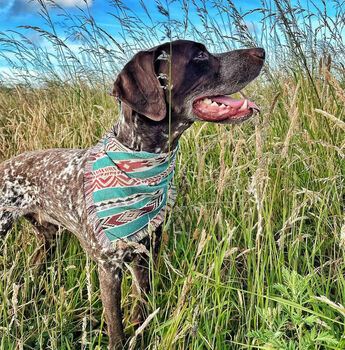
[11,282,19,320]
[262,91,280,128]
[217,167,230,202]
[226,225,236,245]
[208,246,238,277]
[194,122,208,140]
[9,283,20,347]
[282,83,300,158]
[128,308,160,350]
[85,256,92,304]
[289,81,301,116]
[197,146,207,189]
[196,229,208,257]
[277,196,314,248]
[269,92,281,116]
[125,262,141,297]
[327,54,332,71]
[171,323,193,344]
[314,109,345,131]
[192,227,201,240]
[217,130,227,200]
[324,69,345,105]
[231,139,245,171]
[332,66,345,75]
[250,112,267,247]
[175,274,192,316]
[255,117,263,164]
[82,256,92,348]
[306,137,344,159]
[196,206,206,226]
[162,251,183,277]
[175,228,209,316]
[81,316,88,349]
[312,296,345,317]
[250,167,267,247]
[340,221,345,249]
[318,57,323,76]
[321,75,329,104]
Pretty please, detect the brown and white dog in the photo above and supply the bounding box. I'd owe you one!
[0,40,264,349]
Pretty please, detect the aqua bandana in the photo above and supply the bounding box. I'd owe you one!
[84,128,178,249]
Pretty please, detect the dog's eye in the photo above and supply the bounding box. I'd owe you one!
[193,51,208,61]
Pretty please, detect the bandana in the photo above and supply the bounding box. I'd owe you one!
[84,128,178,250]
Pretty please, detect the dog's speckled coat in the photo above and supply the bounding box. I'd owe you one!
[0,40,264,349]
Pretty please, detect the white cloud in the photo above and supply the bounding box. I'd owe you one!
[245,21,257,33]
[54,0,92,7]
[0,0,93,18]
[0,66,40,86]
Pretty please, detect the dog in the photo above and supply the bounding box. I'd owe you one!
[0,40,264,349]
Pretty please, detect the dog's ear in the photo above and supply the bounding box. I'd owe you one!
[112,49,166,121]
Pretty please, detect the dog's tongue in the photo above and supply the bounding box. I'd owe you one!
[193,95,260,121]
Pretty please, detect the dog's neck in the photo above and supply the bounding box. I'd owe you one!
[115,103,192,153]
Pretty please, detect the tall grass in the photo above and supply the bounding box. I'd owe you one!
[0,0,345,349]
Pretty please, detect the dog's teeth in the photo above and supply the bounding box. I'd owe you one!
[239,100,248,111]
[203,98,212,104]
[211,102,218,106]
[220,104,226,108]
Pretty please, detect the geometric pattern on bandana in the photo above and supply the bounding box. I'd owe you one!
[84,127,178,249]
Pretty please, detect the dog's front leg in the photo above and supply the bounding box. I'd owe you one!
[98,264,125,350]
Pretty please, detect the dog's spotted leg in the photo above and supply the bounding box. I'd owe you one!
[152,225,163,266]
[0,209,16,237]
[0,159,38,239]
[98,264,125,350]
[24,214,59,266]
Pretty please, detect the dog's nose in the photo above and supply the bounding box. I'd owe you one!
[249,48,265,60]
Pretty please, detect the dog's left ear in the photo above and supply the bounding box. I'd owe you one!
[112,49,166,121]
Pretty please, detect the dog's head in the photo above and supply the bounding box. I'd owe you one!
[113,40,264,124]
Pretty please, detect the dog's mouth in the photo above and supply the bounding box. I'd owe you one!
[193,95,260,122]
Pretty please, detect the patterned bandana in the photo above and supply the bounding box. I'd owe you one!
[84,127,178,250]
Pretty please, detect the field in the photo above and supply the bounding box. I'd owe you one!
[0,0,345,349]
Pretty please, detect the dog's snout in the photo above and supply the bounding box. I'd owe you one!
[249,48,265,60]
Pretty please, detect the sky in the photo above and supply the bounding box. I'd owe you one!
[0,0,338,83]
[0,0,263,81]
[0,0,265,30]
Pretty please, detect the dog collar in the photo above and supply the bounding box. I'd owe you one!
[84,128,178,249]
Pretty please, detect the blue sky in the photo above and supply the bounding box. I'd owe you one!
[0,0,257,29]
[0,0,333,33]
[0,0,258,35]
[0,0,338,82]
[0,0,265,80]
